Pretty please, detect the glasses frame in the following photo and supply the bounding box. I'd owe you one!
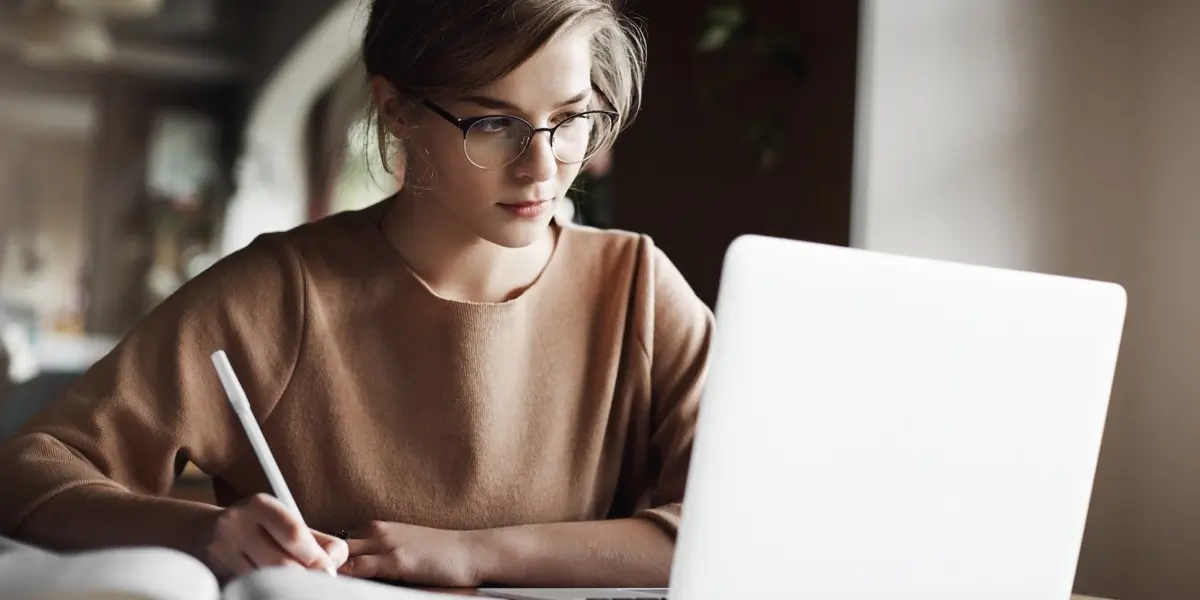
[421,99,619,170]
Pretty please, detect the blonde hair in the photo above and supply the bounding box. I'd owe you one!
[362,0,646,172]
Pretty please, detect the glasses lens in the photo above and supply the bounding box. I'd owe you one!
[552,112,614,164]
[465,117,531,169]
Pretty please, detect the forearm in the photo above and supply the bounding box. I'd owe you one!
[14,484,222,561]
[469,517,675,588]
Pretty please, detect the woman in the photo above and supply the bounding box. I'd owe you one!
[0,0,713,589]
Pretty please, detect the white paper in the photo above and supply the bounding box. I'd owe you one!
[224,567,465,600]
[0,546,218,600]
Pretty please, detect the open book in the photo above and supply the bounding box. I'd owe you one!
[0,542,463,600]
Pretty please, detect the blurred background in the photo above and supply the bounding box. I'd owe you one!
[0,1,1197,599]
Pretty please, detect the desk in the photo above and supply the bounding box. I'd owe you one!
[427,591,1112,599]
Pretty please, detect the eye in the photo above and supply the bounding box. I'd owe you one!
[475,117,515,134]
[553,106,591,125]
[557,113,593,131]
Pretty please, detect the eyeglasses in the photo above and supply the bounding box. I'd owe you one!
[422,100,618,170]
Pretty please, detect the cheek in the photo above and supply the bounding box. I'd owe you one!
[405,129,476,191]
[409,127,467,171]
[557,163,583,192]
[455,170,505,203]
[411,132,503,202]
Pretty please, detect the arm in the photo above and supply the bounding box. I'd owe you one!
[468,517,674,588]
[342,517,674,588]
[15,485,221,560]
[0,234,306,562]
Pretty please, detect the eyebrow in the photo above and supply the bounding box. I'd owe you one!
[458,89,593,113]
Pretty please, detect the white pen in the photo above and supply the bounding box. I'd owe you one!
[211,349,337,577]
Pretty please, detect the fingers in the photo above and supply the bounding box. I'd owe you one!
[339,554,383,579]
[341,523,399,579]
[242,495,334,571]
[212,549,256,578]
[208,494,336,575]
[346,520,389,541]
[241,524,303,570]
[313,530,350,568]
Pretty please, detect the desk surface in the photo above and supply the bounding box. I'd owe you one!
[425,591,1111,599]
[173,465,1117,600]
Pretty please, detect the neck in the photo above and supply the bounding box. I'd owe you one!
[381,187,557,303]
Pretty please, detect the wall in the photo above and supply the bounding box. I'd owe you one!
[0,123,94,332]
[1124,3,1200,598]
[854,1,1200,599]
[614,0,861,306]
[82,77,240,336]
[2,46,246,339]
[0,63,97,333]
[244,0,342,94]
[219,0,367,255]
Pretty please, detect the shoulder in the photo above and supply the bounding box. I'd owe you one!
[199,202,388,288]
[556,220,643,269]
[640,238,713,355]
[139,230,307,347]
[557,220,686,289]
[277,203,388,269]
[179,231,300,307]
[559,222,711,350]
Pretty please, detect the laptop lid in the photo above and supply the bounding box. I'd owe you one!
[670,235,1126,600]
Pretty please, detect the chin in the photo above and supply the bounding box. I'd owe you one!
[478,216,556,249]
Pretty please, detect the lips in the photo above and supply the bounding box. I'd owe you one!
[498,199,551,219]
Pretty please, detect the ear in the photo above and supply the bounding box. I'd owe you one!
[369,76,410,138]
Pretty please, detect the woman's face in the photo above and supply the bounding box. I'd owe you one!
[392,29,597,249]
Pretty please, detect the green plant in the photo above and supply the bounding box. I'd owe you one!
[695,3,807,171]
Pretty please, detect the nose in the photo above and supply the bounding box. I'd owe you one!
[512,131,557,183]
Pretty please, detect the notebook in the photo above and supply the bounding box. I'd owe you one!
[0,543,459,600]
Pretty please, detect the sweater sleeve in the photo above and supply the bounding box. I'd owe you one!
[0,233,307,535]
[634,241,714,536]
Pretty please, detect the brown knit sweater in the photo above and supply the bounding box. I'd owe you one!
[0,201,713,545]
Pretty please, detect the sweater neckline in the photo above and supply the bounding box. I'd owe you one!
[360,197,573,308]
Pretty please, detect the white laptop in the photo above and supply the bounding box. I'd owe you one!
[481,234,1127,600]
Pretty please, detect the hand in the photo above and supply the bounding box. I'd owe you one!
[204,493,348,578]
[339,521,483,587]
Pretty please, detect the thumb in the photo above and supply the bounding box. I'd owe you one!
[338,554,384,579]
[312,531,349,569]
